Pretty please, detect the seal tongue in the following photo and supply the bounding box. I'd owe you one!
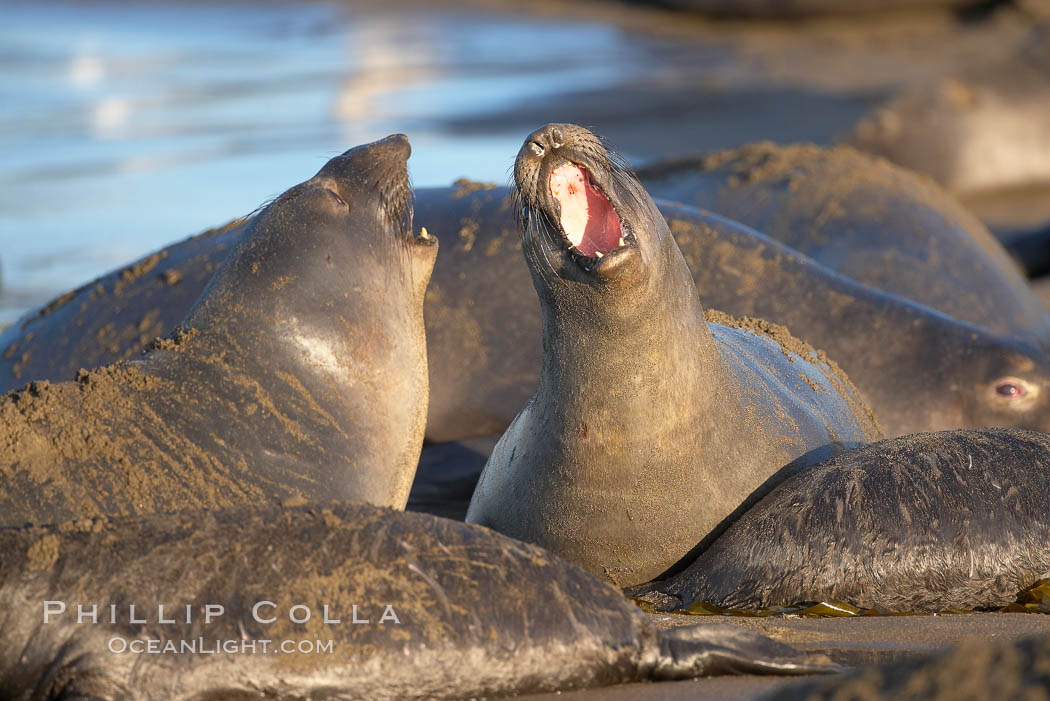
[550,163,623,258]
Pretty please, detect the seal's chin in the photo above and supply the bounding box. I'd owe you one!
[549,163,636,271]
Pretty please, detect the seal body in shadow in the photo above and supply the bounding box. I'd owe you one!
[633,428,1050,613]
[636,141,1050,350]
[0,501,835,700]
[0,135,438,525]
[465,124,881,587]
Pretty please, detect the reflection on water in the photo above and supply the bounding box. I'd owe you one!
[0,0,660,324]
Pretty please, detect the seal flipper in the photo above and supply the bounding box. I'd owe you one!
[643,624,840,679]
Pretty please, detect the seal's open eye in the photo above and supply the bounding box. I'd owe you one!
[996,380,1026,398]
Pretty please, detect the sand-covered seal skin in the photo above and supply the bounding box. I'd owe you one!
[0,135,438,525]
[637,142,1050,350]
[663,204,1050,439]
[7,179,1050,447]
[466,124,880,588]
[0,502,835,701]
[633,428,1050,613]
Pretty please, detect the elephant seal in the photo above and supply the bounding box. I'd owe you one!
[0,134,438,525]
[0,501,834,700]
[769,632,1050,701]
[847,23,1050,196]
[465,124,880,587]
[632,428,1050,613]
[636,141,1050,350]
[7,182,1050,448]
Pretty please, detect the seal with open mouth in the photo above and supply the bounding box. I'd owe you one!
[465,124,881,587]
[0,135,438,525]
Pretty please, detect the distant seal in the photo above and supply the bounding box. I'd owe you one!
[0,135,438,525]
[847,23,1050,196]
[465,124,880,587]
[7,173,1050,446]
[0,501,834,699]
[633,428,1050,612]
[637,141,1050,349]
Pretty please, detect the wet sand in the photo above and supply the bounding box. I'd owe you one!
[522,611,1050,700]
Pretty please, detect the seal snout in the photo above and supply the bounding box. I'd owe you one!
[516,124,639,276]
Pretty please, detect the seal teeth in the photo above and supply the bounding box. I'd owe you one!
[618,237,625,247]
[420,226,431,240]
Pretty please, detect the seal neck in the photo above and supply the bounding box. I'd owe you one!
[536,233,724,430]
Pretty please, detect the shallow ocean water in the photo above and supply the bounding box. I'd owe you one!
[0,0,672,325]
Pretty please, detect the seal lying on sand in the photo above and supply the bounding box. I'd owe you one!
[9,180,1049,446]
[633,428,1050,612]
[0,501,834,700]
[637,141,1050,349]
[0,135,438,525]
[847,23,1050,196]
[466,124,881,587]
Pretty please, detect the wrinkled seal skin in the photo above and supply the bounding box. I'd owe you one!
[466,124,880,588]
[636,142,1050,351]
[769,632,1050,701]
[0,502,834,700]
[0,135,438,525]
[632,428,1050,613]
[5,181,1050,447]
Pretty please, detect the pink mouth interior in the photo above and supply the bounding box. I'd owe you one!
[550,163,623,257]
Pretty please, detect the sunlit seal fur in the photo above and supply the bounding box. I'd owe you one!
[637,141,1050,350]
[633,428,1050,613]
[7,180,1050,444]
[466,124,881,587]
[0,501,836,700]
[0,135,438,525]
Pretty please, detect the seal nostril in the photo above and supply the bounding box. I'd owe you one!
[529,141,545,157]
[549,127,563,149]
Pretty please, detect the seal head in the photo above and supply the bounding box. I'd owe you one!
[468,124,878,587]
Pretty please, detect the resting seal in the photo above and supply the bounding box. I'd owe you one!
[847,23,1050,196]
[0,135,437,525]
[637,141,1050,349]
[6,172,1050,445]
[465,124,880,587]
[633,428,1050,612]
[0,501,834,699]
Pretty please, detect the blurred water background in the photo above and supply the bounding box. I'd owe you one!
[0,0,679,324]
[2,0,1048,326]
